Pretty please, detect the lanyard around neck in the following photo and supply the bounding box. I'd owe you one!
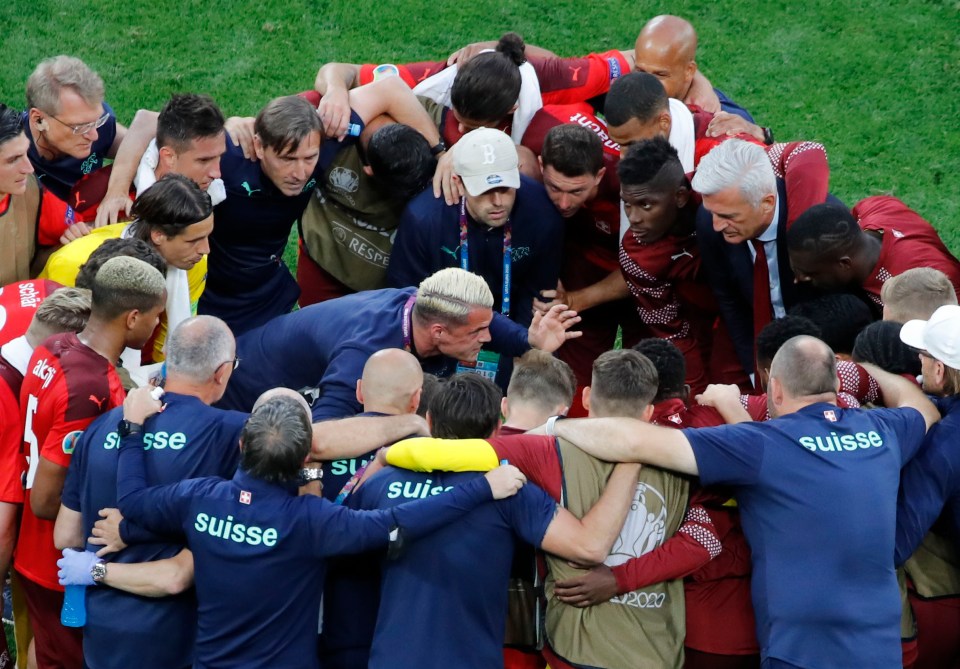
[459,198,512,317]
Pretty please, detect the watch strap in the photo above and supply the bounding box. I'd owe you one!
[117,420,144,438]
[298,467,323,486]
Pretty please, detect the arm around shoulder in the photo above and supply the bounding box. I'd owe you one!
[553,418,699,475]
[858,362,940,432]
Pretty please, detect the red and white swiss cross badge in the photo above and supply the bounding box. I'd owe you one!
[239,490,252,505]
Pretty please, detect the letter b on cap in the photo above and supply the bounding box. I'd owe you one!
[482,144,496,165]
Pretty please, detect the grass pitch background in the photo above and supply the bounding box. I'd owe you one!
[0,0,958,658]
[0,0,957,249]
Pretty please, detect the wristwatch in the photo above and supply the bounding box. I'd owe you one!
[117,420,144,438]
[429,141,447,157]
[298,467,323,486]
[762,126,775,146]
[91,561,107,584]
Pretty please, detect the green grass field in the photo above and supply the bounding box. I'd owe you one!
[1,0,957,250]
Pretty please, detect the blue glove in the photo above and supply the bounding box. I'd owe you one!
[57,549,101,587]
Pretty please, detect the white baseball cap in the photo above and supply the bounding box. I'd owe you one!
[900,304,960,369]
[452,128,520,196]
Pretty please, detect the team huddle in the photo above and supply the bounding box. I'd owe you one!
[1,13,959,669]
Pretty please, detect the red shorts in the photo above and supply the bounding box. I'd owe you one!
[504,648,545,669]
[684,648,760,669]
[296,243,354,308]
[909,589,960,669]
[15,572,82,669]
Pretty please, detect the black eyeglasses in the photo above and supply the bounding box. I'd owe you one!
[46,112,110,135]
[218,356,241,371]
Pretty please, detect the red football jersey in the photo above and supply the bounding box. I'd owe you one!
[359,50,627,105]
[0,279,62,347]
[742,360,880,421]
[15,332,125,590]
[649,397,759,655]
[853,195,960,307]
[766,142,830,226]
[0,357,25,504]
[522,103,622,273]
[359,50,628,149]
[619,222,719,393]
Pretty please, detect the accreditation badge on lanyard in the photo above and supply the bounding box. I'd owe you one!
[455,198,511,381]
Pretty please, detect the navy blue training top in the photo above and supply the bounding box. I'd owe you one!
[896,394,960,564]
[348,467,556,669]
[685,403,926,668]
[218,287,530,419]
[23,103,118,202]
[388,175,563,328]
[200,117,362,334]
[62,392,247,669]
[714,88,755,123]
[115,430,497,669]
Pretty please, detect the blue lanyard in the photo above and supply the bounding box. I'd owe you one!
[459,198,512,317]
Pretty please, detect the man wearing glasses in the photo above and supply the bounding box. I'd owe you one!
[23,55,156,241]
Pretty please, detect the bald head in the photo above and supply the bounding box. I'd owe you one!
[770,336,839,400]
[634,15,698,100]
[254,387,312,418]
[358,348,424,415]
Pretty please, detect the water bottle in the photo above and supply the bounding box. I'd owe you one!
[61,584,86,627]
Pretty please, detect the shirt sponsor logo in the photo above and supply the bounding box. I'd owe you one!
[798,430,884,452]
[386,479,454,500]
[194,512,277,546]
[239,491,252,505]
[824,409,837,422]
[101,430,188,450]
[31,358,56,389]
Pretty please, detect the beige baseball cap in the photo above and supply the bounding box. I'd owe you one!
[900,304,960,369]
[452,128,520,197]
